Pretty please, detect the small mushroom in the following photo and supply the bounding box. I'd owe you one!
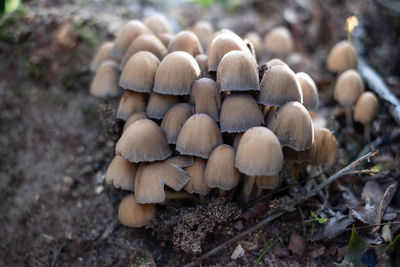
[105,155,137,190]
[90,60,121,97]
[146,92,179,120]
[266,58,289,68]
[168,30,203,57]
[326,40,358,73]
[190,78,221,121]
[123,112,148,132]
[354,91,379,142]
[296,72,319,110]
[195,54,212,79]
[264,26,294,58]
[192,21,214,52]
[244,31,263,60]
[90,42,119,72]
[184,157,211,198]
[161,103,195,144]
[118,194,155,227]
[143,14,172,35]
[310,128,338,174]
[117,91,147,120]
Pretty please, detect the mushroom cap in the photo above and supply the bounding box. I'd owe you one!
[184,157,211,195]
[266,58,289,68]
[220,94,264,133]
[153,51,201,95]
[244,31,263,58]
[327,40,358,73]
[256,175,281,189]
[118,194,155,227]
[334,69,364,106]
[190,78,221,122]
[111,20,152,59]
[258,65,302,106]
[176,113,223,158]
[146,92,179,120]
[105,156,137,190]
[90,42,119,72]
[217,50,260,92]
[195,54,212,78]
[90,60,121,97]
[116,119,172,163]
[296,72,319,110]
[192,21,213,51]
[204,144,240,190]
[120,34,166,69]
[161,103,195,144]
[123,112,148,132]
[157,33,175,47]
[264,26,294,58]
[267,101,314,150]
[117,91,147,120]
[119,51,160,93]
[208,31,252,72]
[235,126,283,176]
[283,145,316,164]
[168,30,203,57]
[354,92,379,124]
[312,128,338,170]
[143,14,172,35]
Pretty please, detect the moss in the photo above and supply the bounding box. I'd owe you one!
[131,250,155,266]
[0,6,31,43]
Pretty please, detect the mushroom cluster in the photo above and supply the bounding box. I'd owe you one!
[90,14,339,228]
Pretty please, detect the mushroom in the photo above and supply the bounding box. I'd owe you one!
[90,60,121,97]
[184,157,211,198]
[119,51,160,93]
[167,30,203,57]
[255,175,281,197]
[161,103,195,144]
[116,119,172,163]
[192,21,214,52]
[295,72,319,110]
[123,112,148,132]
[157,33,175,48]
[146,92,179,120]
[264,26,294,58]
[117,91,147,120]
[327,40,358,73]
[90,42,119,72]
[266,58,289,68]
[244,31,263,60]
[334,69,364,129]
[118,194,155,227]
[153,51,201,95]
[176,113,223,158]
[310,128,338,174]
[190,78,221,121]
[143,13,172,35]
[217,50,260,92]
[195,54,212,79]
[354,91,379,142]
[105,155,137,190]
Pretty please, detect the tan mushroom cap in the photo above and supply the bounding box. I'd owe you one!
[256,175,281,189]
[244,31,263,59]
[157,33,174,48]
[208,31,252,72]
[119,51,160,93]
[192,21,213,51]
[111,20,152,59]
[283,145,316,164]
[264,26,294,58]
[117,91,147,121]
[217,50,260,92]
[195,54,211,78]
[161,103,195,144]
[90,42,119,72]
[220,94,264,133]
[105,155,137,190]
[235,127,283,176]
[116,119,172,163]
[258,65,302,106]
[296,72,319,110]
[146,92,179,120]
[354,92,379,125]
[184,157,211,195]
[168,30,203,57]
[176,113,223,158]
[120,34,166,69]
[190,78,221,122]
[90,60,121,97]
[327,40,358,73]
[123,112,148,132]
[267,101,314,151]
[153,51,201,95]
[312,128,338,170]
[204,144,240,190]
[266,58,289,68]
[143,14,172,35]
[334,69,364,106]
[118,194,155,227]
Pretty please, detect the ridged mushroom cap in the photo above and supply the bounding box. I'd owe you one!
[153,51,201,95]
[90,61,121,97]
[161,103,195,144]
[118,194,155,227]
[168,30,203,57]
[146,92,179,120]
[192,21,213,51]
[217,50,260,92]
[256,175,281,189]
[235,127,283,176]
[204,144,240,190]
[176,113,223,158]
[143,14,172,35]
[312,128,338,170]
[334,69,364,106]
[267,101,314,151]
[296,72,319,110]
[264,26,294,58]
[258,65,302,106]
[244,31,263,58]
[90,42,119,72]
[106,156,137,190]
[119,51,160,93]
[190,78,221,121]
[220,94,264,133]
[117,91,147,120]
[116,119,172,163]
[123,112,148,132]
[327,40,358,73]
[354,92,379,125]
[195,54,211,78]
[184,157,211,195]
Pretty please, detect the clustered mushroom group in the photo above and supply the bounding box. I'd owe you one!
[89,13,379,228]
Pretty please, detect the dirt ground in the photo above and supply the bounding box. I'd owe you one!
[1,0,400,266]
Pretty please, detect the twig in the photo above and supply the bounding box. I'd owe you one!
[183,151,377,267]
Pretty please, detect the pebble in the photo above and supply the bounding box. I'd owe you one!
[288,232,306,256]
[95,185,104,195]
[231,244,245,260]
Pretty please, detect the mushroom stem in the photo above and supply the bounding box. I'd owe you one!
[345,106,353,129]
[218,188,227,197]
[164,190,198,202]
[364,123,370,143]
[255,185,263,198]
[287,162,300,181]
[240,175,255,203]
[309,165,318,178]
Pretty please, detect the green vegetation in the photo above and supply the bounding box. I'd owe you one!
[310,211,329,224]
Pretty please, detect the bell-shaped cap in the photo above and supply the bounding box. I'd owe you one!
[161,103,195,144]
[168,30,203,57]
[184,157,211,195]
[217,50,260,92]
[118,194,155,227]
[220,94,264,133]
[267,101,314,151]
[296,72,319,110]
[235,127,283,176]
[204,144,240,190]
[146,92,179,120]
[153,51,201,95]
[190,78,221,122]
[119,51,160,93]
[192,21,213,51]
[195,54,212,79]
[312,128,338,170]
[123,112,148,132]
[258,65,302,106]
[244,31,263,59]
[256,175,281,189]
[354,92,379,125]
[266,58,289,68]
[105,156,137,190]
[90,42,119,72]
[264,26,294,58]
[143,14,172,35]
[116,119,172,163]
[90,61,121,97]
[327,40,358,73]
[334,69,364,106]
[176,113,223,158]
[117,91,147,120]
